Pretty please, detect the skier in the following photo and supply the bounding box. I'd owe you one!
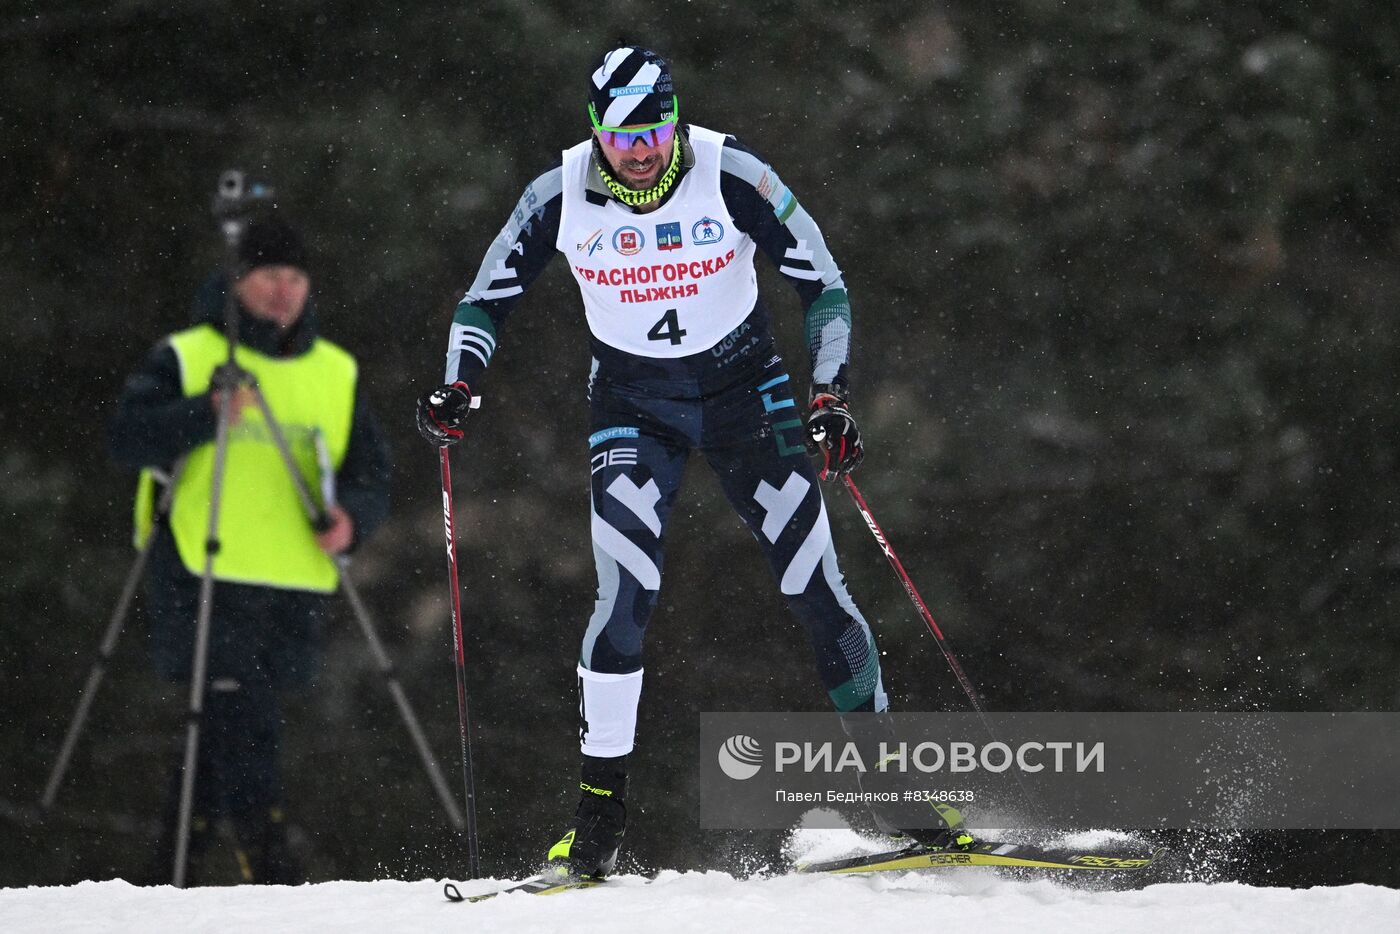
[416,46,957,879]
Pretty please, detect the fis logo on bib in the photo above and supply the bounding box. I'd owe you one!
[692,217,725,245]
[655,222,683,251]
[613,226,644,256]
[577,228,605,257]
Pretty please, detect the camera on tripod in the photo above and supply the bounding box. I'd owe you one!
[211,169,276,221]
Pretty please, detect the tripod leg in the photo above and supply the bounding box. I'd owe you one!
[41,533,153,810]
[173,410,236,887]
[43,471,180,810]
[246,385,329,528]
[338,568,466,832]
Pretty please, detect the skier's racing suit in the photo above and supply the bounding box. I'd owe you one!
[439,126,887,756]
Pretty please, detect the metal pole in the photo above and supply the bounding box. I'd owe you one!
[41,471,178,810]
[172,378,237,888]
[245,386,329,531]
[172,203,252,888]
[337,568,466,831]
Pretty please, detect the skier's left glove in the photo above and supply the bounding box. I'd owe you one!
[806,384,864,480]
[416,382,476,446]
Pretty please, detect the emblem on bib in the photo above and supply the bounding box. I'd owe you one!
[655,222,683,251]
[691,217,725,245]
[578,228,606,256]
[613,226,645,256]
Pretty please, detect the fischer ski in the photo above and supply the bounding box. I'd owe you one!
[444,873,607,902]
[796,839,1164,875]
[441,840,1164,902]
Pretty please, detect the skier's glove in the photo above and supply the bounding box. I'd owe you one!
[416,382,475,446]
[806,384,864,480]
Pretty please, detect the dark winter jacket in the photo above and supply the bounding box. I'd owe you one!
[108,275,392,684]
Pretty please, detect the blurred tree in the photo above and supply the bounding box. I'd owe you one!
[2,0,1398,886]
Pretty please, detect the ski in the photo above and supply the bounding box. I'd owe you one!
[795,839,1164,875]
[441,839,1163,901]
[443,873,607,902]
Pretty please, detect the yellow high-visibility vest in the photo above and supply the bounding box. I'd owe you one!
[132,323,357,593]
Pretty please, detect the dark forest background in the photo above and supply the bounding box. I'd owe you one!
[3,0,1399,888]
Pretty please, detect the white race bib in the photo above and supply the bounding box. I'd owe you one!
[556,125,759,357]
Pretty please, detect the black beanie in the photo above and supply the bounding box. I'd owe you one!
[588,47,676,128]
[239,217,307,273]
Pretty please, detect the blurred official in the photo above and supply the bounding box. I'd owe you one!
[109,218,390,884]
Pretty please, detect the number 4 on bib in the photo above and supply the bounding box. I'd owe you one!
[647,308,687,346]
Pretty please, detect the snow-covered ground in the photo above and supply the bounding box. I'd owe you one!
[4,873,1399,934]
[3,827,1398,934]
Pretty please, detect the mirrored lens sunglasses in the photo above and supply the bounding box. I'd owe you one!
[589,98,679,149]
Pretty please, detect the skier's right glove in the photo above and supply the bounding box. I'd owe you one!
[806,384,864,480]
[416,382,475,446]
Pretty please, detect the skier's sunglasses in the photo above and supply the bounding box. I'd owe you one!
[589,97,679,149]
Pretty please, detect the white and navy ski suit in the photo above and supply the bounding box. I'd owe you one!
[442,126,887,756]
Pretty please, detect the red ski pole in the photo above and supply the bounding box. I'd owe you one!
[843,474,1053,821]
[841,474,988,715]
[439,446,481,879]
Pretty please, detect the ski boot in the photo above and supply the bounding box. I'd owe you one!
[546,754,627,880]
[878,795,976,851]
[841,713,976,851]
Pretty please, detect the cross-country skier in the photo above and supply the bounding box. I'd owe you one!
[416,46,960,879]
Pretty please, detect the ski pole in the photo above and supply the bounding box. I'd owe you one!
[841,475,988,714]
[841,474,1050,822]
[439,446,481,879]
